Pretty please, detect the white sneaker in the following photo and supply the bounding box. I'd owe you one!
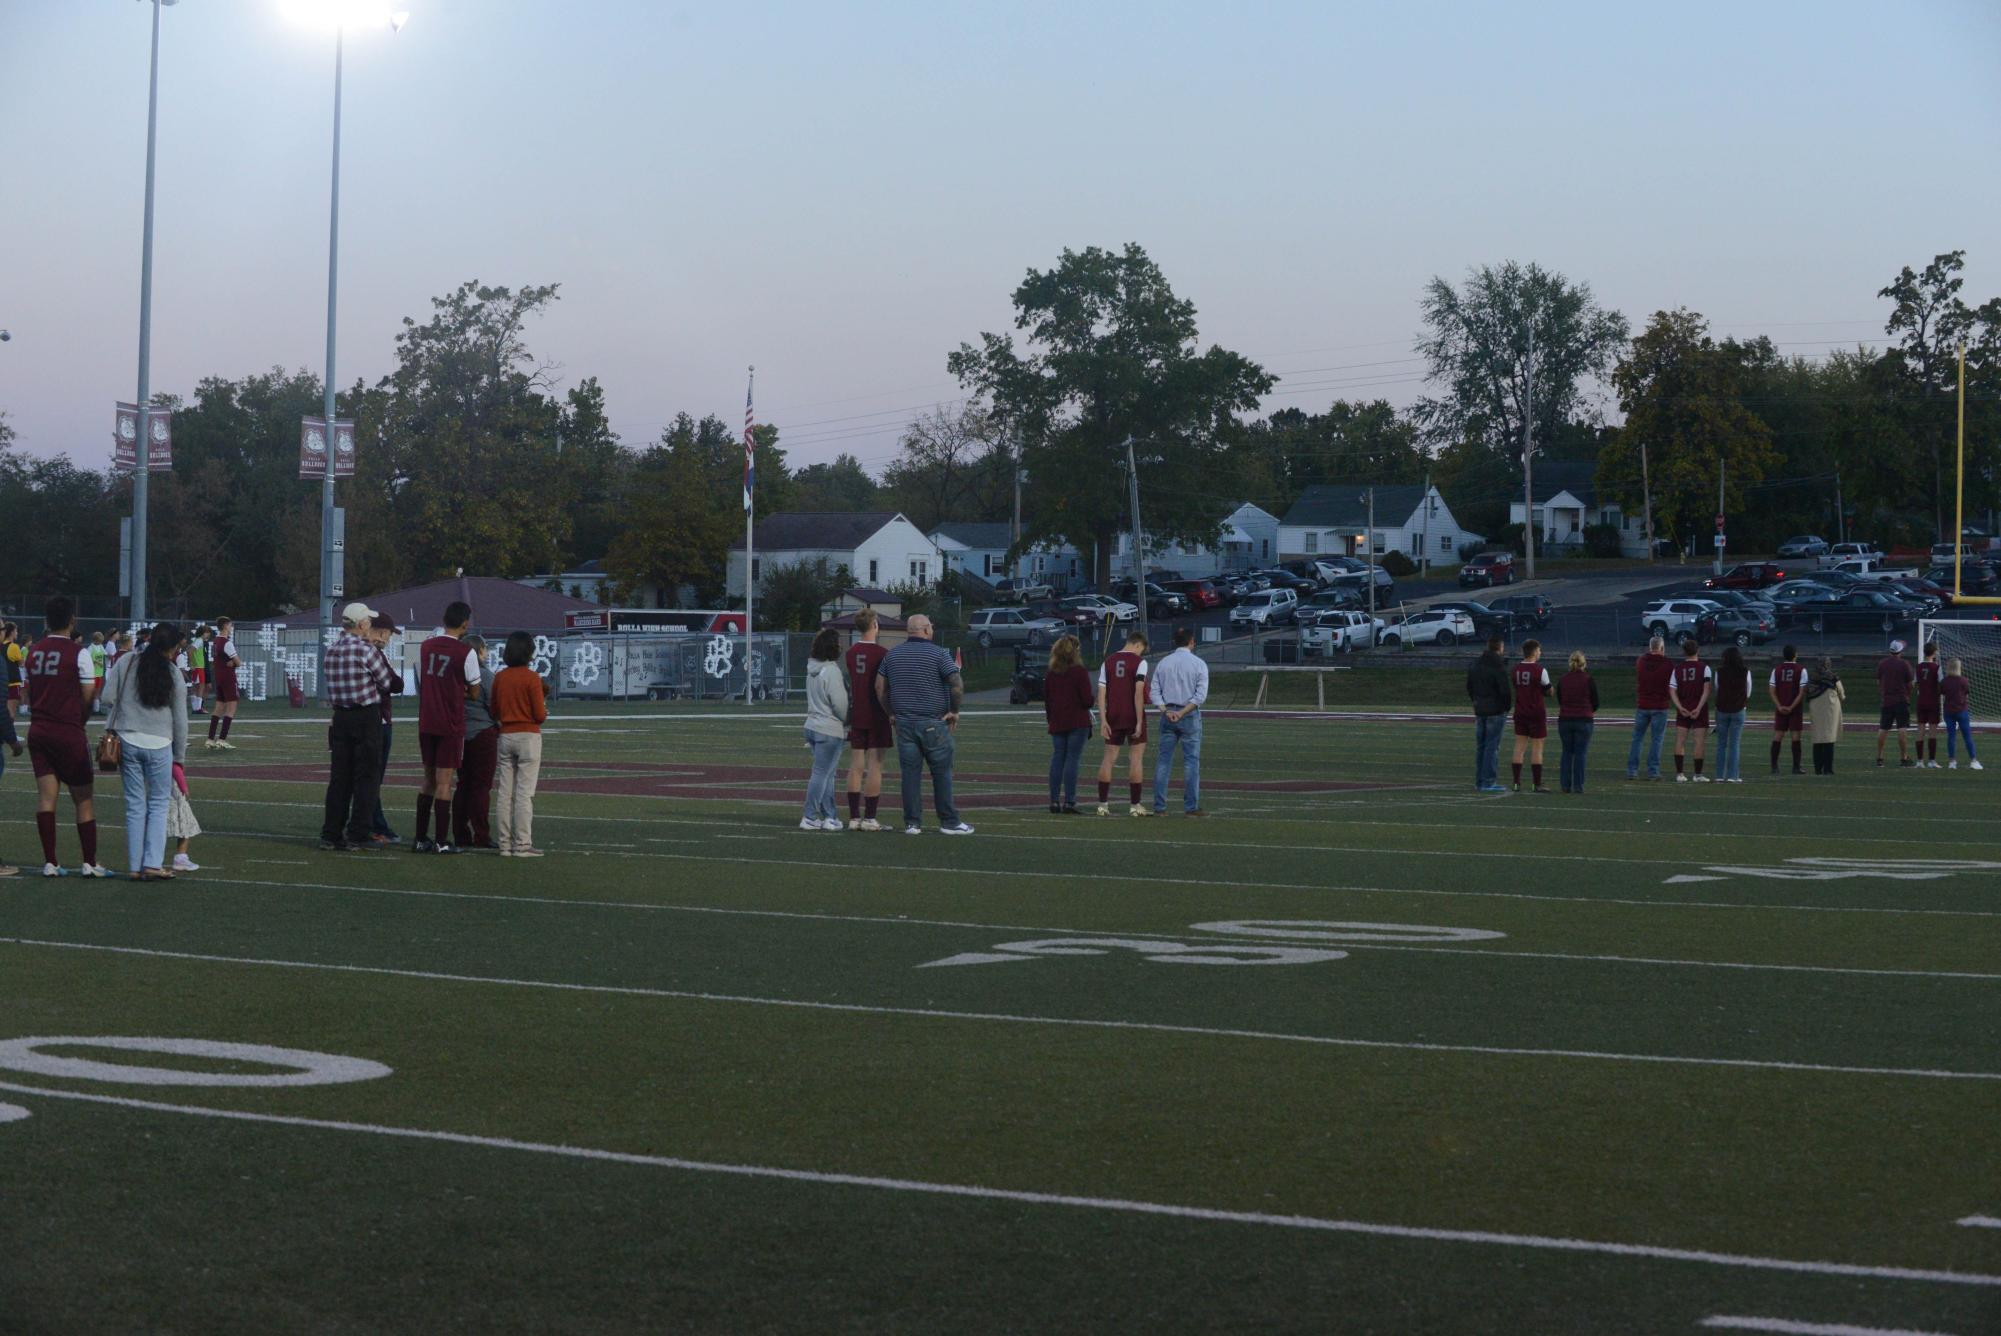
[1948,759,1959,770]
[41,863,65,878]
[202,739,218,751]
[1693,775,1712,783]
[1973,760,1986,771]
[904,825,922,835]
[1129,805,1151,817]
[216,740,237,751]
[172,854,199,871]
[78,863,110,878]
[799,819,824,831]
[1095,803,1110,817]
[858,818,883,832]
[819,818,844,831]
[939,822,975,836]
[1675,773,1689,783]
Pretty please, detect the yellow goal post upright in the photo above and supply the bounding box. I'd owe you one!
[1953,339,2001,605]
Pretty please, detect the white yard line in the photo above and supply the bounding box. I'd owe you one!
[2,935,1998,1084]
[1700,1317,1956,1335]
[0,1075,1995,1291]
[1957,1215,2001,1229]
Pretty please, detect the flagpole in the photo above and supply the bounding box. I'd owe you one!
[743,365,756,707]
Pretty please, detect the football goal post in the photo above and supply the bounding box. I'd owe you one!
[1920,619,2001,735]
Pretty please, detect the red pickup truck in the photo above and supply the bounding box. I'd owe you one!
[1705,562,1788,590]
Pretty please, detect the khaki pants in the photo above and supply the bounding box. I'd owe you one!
[495,731,543,853]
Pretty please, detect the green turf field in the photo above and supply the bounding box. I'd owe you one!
[2,700,1997,1333]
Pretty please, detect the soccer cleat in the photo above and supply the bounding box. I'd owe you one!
[434,843,461,856]
[1675,773,1689,783]
[412,838,437,854]
[42,863,67,878]
[1095,804,1110,817]
[904,825,922,835]
[215,740,237,751]
[78,863,110,878]
[939,822,975,836]
[1973,760,1985,771]
[202,739,218,751]
[858,818,883,832]
[172,854,199,872]
[1511,782,1520,792]
[1948,759,1959,769]
[1875,758,1885,768]
[1692,775,1711,784]
[1129,805,1150,817]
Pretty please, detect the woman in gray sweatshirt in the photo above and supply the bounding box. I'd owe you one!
[101,624,189,880]
[801,627,850,830]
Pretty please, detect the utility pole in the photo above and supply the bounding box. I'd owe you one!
[1365,487,1377,622]
[1011,446,1023,586]
[1714,456,1726,577]
[1124,437,1146,592]
[1640,440,1655,564]
[1834,469,1846,547]
[1522,324,1536,581]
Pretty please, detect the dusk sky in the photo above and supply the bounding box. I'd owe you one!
[3,0,1997,475]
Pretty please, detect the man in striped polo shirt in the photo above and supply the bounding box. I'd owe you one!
[873,615,973,836]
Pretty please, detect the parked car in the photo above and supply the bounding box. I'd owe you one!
[1765,579,1840,618]
[1788,589,1925,634]
[1300,610,1384,655]
[1640,598,1724,641]
[1062,593,1138,624]
[1311,557,1365,584]
[991,577,1051,604]
[1255,568,1319,596]
[1379,608,1476,648]
[1329,568,1396,604]
[1695,606,1776,647]
[1828,556,1918,582]
[1228,588,1300,628]
[1665,588,1778,621]
[1925,564,2001,596]
[1822,541,1884,568]
[1027,597,1102,632]
[1294,588,1365,626]
[1777,535,1830,560]
[1159,578,1226,610]
[1428,601,1516,640]
[1458,552,1518,588]
[1111,580,1190,619]
[1883,577,1947,614]
[967,607,1069,649]
[1706,562,1789,590]
[1485,594,1553,629]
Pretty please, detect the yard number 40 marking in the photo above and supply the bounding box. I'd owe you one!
[916,920,1504,969]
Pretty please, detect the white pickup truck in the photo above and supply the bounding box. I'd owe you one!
[1828,556,1918,582]
[1820,542,1882,568]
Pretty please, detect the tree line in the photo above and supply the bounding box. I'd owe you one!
[1,251,1993,619]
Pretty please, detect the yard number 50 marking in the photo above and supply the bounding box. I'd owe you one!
[916,920,1503,970]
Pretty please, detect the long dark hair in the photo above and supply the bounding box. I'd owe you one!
[1721,645,1746,680]
[135,623,185,709]
[810,628,841,662]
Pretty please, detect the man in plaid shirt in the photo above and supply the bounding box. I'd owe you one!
[320,600,398,851]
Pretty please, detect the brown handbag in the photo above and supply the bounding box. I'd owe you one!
[96,730,121,772]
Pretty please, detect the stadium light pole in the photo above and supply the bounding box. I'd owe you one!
[281,2,408,666]
[130,0,177,626]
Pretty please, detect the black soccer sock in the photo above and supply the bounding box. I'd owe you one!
[79,819,98,866]
[1532,764,1543,787]
[1693,757,1704,775]
[1791,740,1802,768]
[208,715,220,741]
[36,812,56,865]
[219,716,232,740]
[1770,739,1781,769]
[435,800,453,845]
[848,791,861,820]
[864,794,879,819]
[1929,738,1938,760]
[1097,781,1110,802]
[1128,782,1142,805]
[1511,762,1522,785]
[1674,754,1685,775]
[415,794,433,840]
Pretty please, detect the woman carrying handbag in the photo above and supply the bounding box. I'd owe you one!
[99,624,189,881]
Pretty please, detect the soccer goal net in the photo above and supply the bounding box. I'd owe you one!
[1920,619,2001,729]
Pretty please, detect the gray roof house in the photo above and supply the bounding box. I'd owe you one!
[1279,484,1475,564]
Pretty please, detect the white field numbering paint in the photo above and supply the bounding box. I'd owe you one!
[1699,1317,1957,1335]
[1958,1215,2001,1229]
[0,1102,28,1124]
[1673,858,2001,885]
[917,920,1502,969]
[0,1037,391,1089]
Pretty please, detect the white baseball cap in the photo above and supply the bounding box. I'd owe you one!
[341,600,380,626]
[1889,638,1907,653]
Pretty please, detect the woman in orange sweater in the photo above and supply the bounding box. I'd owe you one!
[492,631,549,857]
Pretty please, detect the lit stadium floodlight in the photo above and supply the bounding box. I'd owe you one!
[278,1,409,32]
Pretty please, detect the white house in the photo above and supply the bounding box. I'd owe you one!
[727,512,942,594]
[1507,462,1649,557]
[1108,502,1281,577]
[517,558,612,603]
[1279,485,1475,566]
[930,522,1018,583]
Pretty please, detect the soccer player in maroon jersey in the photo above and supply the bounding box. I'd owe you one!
[1094,631,1151,817]
[413,600,481,854]
[1670,638,1714,781]
[1914,641,1943,767]
[25,597,109,876]
[1767,644,1806,774]
[1875,639,1917,768]
[204,617,244,750]
[843,608,890,831]
[1509,639,1552,792]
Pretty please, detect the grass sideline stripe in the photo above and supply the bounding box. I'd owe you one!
[0,1077,1996,1293]
[1699,1317,1957,1335]
[6,935,2000,1083]
[178,874,2001,982]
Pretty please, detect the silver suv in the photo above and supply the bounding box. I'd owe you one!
[1229,588,1299,628]
[1639,598,1721,641]
[967,607,1068,648]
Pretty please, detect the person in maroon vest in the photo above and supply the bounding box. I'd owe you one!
[1767,644,1807,775]
[25,596,108,877]
[204,617,245,750]
[1914,641,1944,767]
[1712,645,1753,782]
[1556,650,1599,794]
[414,601,481,853]
[1626,635,1673,780]
[1094,631,1150,817]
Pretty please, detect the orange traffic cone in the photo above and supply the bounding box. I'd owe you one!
[953,647,964,669]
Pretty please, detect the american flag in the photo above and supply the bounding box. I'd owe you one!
[742,367,756,513]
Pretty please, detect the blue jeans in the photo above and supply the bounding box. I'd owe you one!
[1946,709,1977,759]
[803,729,844,822]
[1048,727,1089,805]
[121,742,173,873]
[1558,717,1593,792]
[1714,710,1746,780]
[894,718,959,829]
[1627,708,1667,777]
[1474,713,1506,789]
[1153,711,1203,812]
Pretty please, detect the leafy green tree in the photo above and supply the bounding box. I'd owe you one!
[1878,251,2001,537]
[558,377,632,566]
[949,244,1274,586]
[1237,401,1425,514]
[1597,310,1778,548]
[879,404,1011,532]
[1415,261,1629,463]
[792,452,881,512]
[758,558,851,631]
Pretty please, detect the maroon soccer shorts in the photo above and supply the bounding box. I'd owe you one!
[1105,726,1146,746]
[1773,708,1802,734]
[847,722,893,751]
[1917,704,1942,726]
[1676,709,1711,731]
[28,726,93,788]
[419,730,465,772]
[213,675,240,704]
[1513,713,1548,740]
